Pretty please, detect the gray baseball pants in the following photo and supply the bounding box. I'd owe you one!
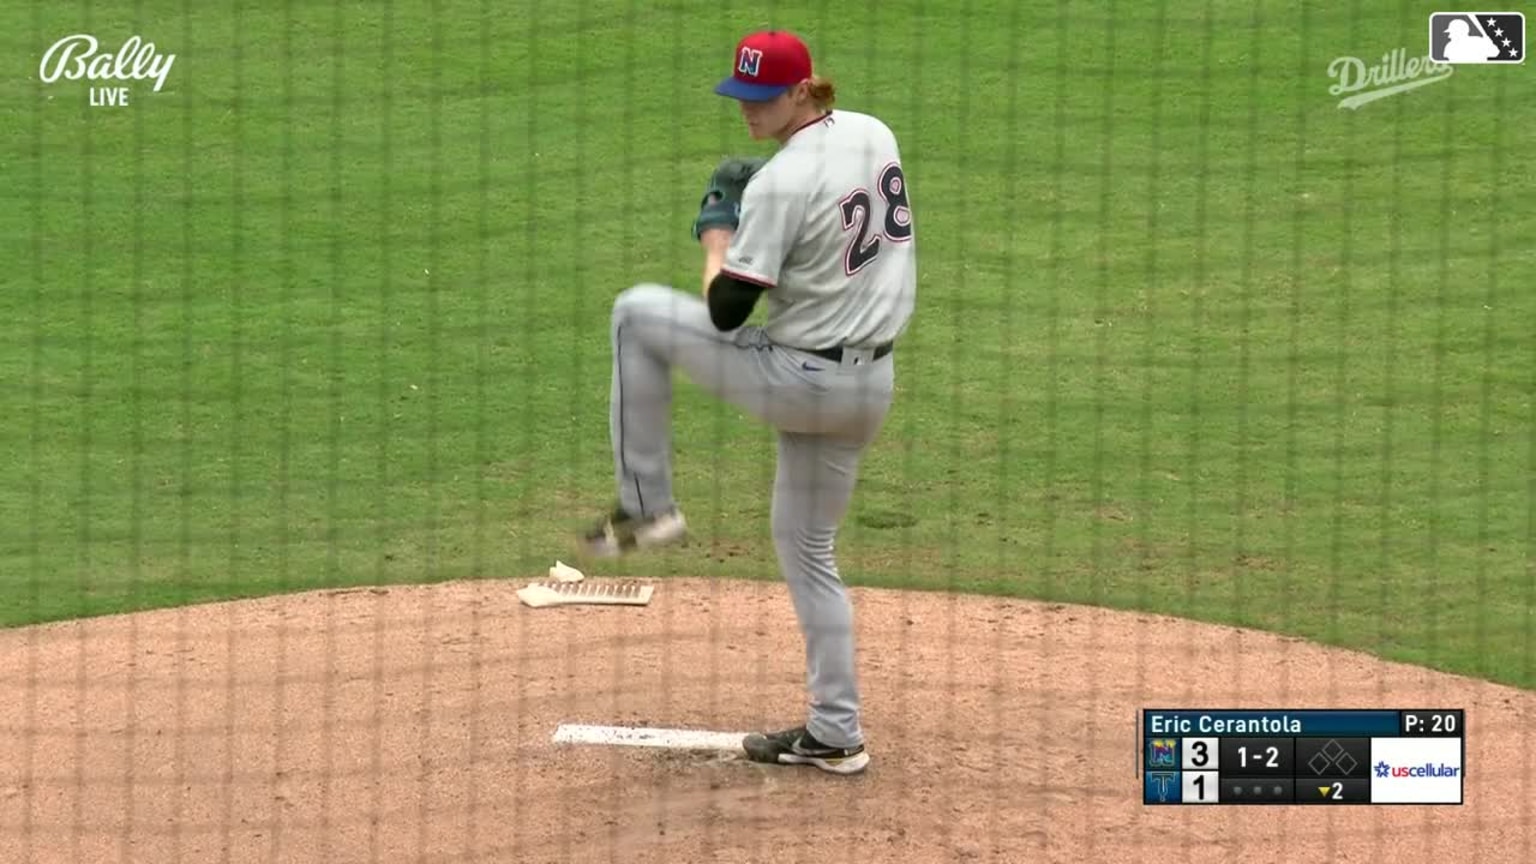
[608,283,894,749]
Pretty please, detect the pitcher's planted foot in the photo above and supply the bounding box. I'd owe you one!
[742,725,869,776]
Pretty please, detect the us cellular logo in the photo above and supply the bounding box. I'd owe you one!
[39,34,176,107]
[1373,760,1462,779]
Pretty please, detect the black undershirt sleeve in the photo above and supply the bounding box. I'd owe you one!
[706,272,768,331]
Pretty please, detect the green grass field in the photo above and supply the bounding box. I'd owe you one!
[2,0,1531,690]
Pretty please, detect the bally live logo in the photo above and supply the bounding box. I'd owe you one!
[39,34,176,106]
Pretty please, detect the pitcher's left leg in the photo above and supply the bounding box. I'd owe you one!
[586,284,735,554]
[587,282,787,557]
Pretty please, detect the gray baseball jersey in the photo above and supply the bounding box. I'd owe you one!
[720,110,917,350]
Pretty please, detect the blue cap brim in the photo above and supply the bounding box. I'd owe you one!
[714,76,791,101]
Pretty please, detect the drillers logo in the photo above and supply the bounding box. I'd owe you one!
[1327,48,1453,109]
[39,34,176,107]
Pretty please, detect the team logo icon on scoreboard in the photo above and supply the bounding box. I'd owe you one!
[1147,738,1177,769]
[1144,772,1180,804]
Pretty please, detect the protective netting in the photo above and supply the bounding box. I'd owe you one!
[6,1,1531,861]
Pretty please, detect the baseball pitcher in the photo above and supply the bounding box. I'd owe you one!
[581,29,917,776]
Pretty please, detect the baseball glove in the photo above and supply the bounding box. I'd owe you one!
[692,156,770,241]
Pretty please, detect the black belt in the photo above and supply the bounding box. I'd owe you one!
[805,343,894,364]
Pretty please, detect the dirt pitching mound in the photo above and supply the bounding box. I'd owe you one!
[0,576,1530,863]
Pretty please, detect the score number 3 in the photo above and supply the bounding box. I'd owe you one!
[839,162,913,276]
[1181,737,1220,803]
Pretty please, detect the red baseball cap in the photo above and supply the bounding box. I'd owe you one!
[714,30,813,101]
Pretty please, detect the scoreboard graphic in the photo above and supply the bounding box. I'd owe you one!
[1140,709,1464,805]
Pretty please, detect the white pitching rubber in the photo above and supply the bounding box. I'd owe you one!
[552,723,747,752]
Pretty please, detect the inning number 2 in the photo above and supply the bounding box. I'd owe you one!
[839,162,913,275]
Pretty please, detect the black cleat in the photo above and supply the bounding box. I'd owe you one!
[581,505,686,557]
[742,726,870,775]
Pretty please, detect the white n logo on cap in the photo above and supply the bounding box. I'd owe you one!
[737,46,763,76]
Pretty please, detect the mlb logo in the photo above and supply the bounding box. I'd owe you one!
[1429,12,1525,63]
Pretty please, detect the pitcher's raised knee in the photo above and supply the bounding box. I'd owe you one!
[612,283,681,328]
